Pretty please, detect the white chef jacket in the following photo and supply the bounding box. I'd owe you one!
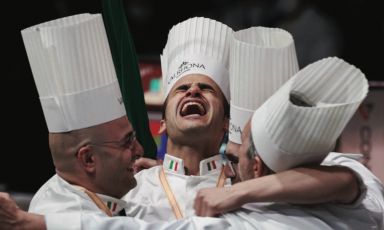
[222,203,335,230]
[122,152,384,229]
[29,174,231,230]
[29,175,127,216]
[123,154,231,221]
[223,199,379,230]
[320,152,384,229]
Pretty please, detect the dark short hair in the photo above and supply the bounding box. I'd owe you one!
[247,130,257,160]
[248,128,274,174]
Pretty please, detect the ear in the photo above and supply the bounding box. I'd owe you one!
[76,145,97,173]
[158,119,167,134]
[253,155,264,178]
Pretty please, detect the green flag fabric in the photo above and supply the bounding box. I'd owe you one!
[101,0,157,159]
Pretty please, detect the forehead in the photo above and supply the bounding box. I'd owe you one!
[101,116,133,138]
[170,74,222,92]
[226,141,241,156]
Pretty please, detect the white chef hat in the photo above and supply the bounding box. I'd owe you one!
[251,57,368,172]
[21,13,125,133]
[161,17,233,101]
[229,27,299,144]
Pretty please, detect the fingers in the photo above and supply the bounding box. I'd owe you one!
[193,190,219,217]
[133,157,160,173]
[137,158,158,168]
[0,192,15,208]
[0,192,18,221]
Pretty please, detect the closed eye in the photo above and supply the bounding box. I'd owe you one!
[225,152,239,164]
[121,131,136,149]
[198,83,215,92]
[175,84,191,92]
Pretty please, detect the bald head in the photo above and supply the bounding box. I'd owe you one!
[49,126,97,176]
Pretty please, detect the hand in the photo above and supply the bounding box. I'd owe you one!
[193,186,244,217]
[0,192,46,230]
[0,192,20,227]
[133,157,162,173]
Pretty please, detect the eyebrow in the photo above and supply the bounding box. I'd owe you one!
[175,82,191,88]
[121,130,135,142]
[175,82,215,91]
[197,83,215,90]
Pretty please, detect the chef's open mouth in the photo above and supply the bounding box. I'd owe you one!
[180,101,206,116]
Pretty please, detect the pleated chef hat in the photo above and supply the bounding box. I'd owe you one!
[229,27,299,144]
[21,14,125,132]
[251,57,368,172]
[161,17,233,101]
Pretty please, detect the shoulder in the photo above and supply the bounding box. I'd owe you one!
[28,174,93,214]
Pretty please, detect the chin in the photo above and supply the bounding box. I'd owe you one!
[182,124,210,134]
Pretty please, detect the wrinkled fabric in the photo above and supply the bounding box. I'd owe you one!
[124,153,384,229]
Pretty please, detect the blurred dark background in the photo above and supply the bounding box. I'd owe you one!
[1,0,383,194]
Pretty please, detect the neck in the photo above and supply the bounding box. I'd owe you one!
[57,169,90,189]
[166,141,218,175]
[165,128,225,175]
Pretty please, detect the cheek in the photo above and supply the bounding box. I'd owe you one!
[239,158,248,170]
[112,151,132,168]
[238,158,252,179]
[209,101,226,125]
[167,95,182,110]
[165,101,180,122]
[123,151,134,163]
[212,98,224,113]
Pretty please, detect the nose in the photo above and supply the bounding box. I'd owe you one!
[186,83,201,97]
[132,139,144,159]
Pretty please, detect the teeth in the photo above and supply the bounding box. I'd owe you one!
[181,101,205,116]
[186,102,201,108]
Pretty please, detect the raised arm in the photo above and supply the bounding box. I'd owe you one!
[194,165,359,217]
